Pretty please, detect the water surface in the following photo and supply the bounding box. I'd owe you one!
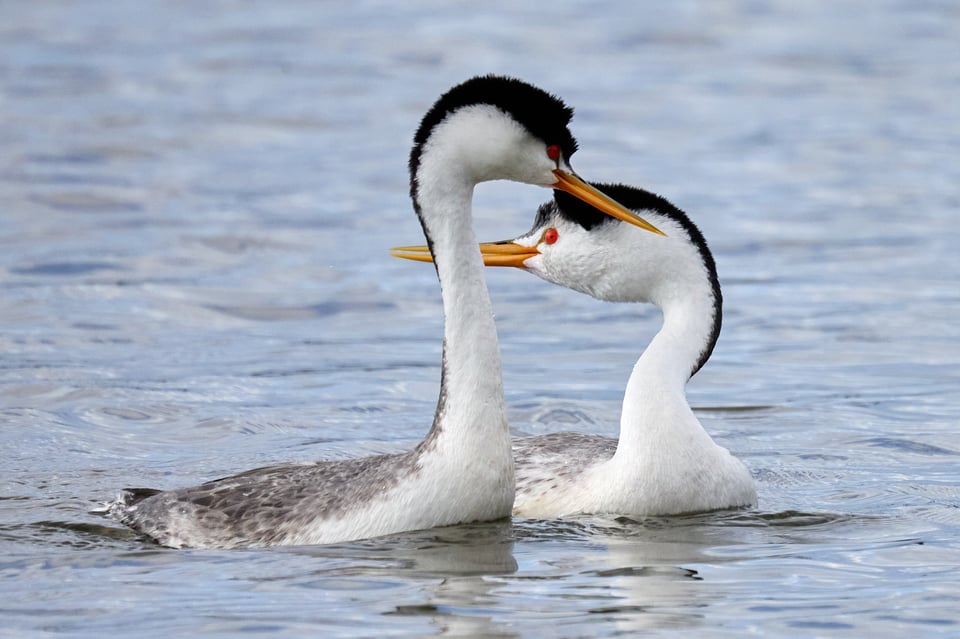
[2,1,959,637]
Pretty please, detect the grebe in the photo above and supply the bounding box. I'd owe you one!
[394,182,756,517]
[107,77,662,548]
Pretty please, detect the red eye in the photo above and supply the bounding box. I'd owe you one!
[543,228,559,245]
[546,144,560,161]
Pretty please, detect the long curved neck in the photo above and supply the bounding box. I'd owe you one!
[414,171,507,449]
[613,285,720,459]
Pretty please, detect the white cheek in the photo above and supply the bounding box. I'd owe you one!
[429,106,557,185]
[537,246,597,297]
[517,150,562,187]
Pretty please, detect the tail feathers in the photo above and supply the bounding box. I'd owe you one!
[118,487,163,505]
[97,487,163,520]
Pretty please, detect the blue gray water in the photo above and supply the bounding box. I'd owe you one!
[2,1,959,636]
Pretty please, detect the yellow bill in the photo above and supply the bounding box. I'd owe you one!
[552,169,666,236]
[391,241,539,268]
[390,245,435,264]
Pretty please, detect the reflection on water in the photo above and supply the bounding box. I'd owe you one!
[2,0,960,636]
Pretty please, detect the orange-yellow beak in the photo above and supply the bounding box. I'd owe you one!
[391,241,538,268]
[552,169,665,236]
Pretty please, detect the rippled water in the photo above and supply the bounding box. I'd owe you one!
[2,1,959,636]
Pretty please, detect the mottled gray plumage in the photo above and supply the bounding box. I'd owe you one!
[112,451,421,548]
[512,433,617,496]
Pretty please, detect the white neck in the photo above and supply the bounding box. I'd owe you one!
[415,169,508,456]
[613,286,718,462]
